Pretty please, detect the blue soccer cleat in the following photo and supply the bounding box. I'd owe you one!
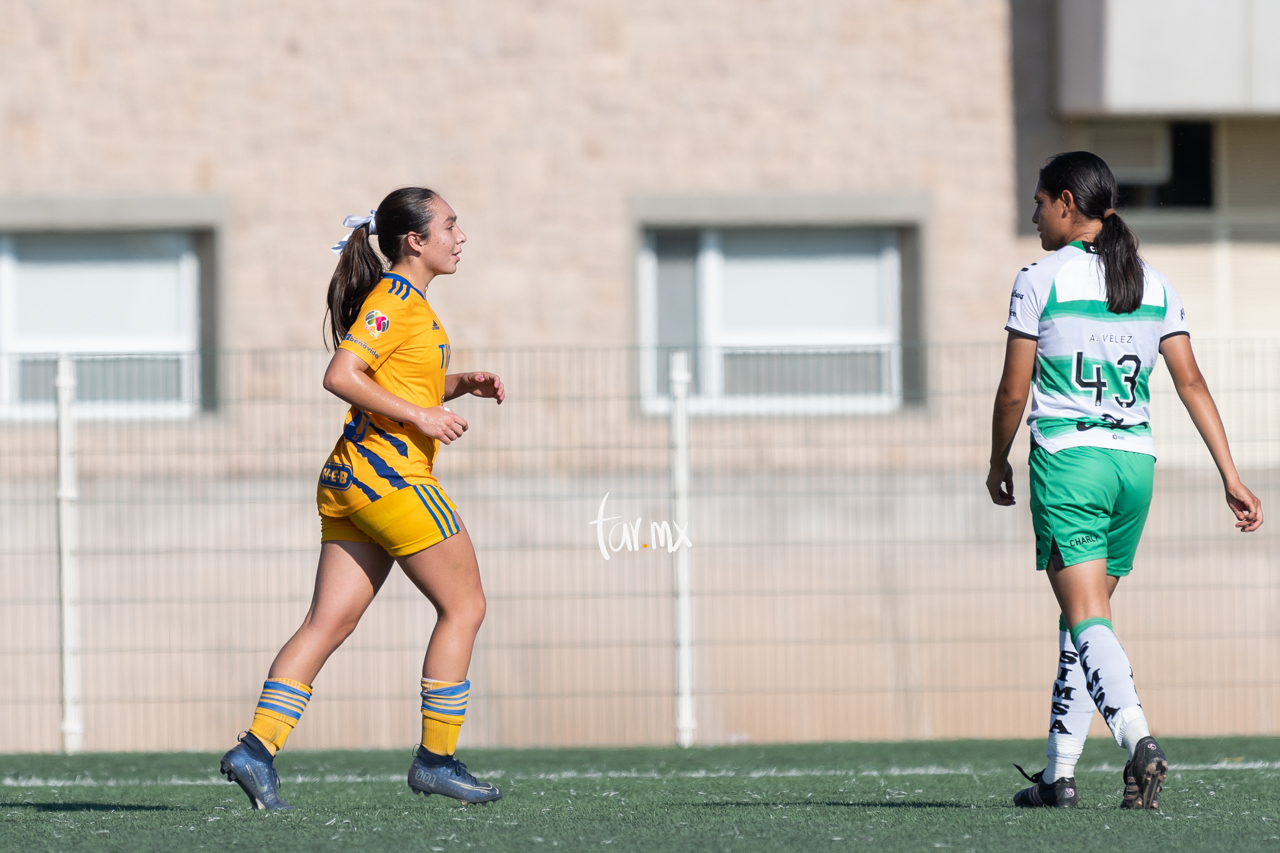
[220,733,294,811]
[407,746,503,804]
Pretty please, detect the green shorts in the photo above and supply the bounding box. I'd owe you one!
[1028,445,1154,577]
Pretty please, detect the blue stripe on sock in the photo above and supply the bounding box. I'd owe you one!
[421,679,470,716]
[422,680,470,698]
[263,681,311,700]
[260,691,308,711]
[422,699,469,714]
[260,688,308,705]
[256,680,311,721]
[257,701,305,720]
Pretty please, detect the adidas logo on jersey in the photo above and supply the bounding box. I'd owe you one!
[432,320,440,330]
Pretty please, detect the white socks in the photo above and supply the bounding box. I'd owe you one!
[1044,625,1093,781]
[1072,618,1150,759]
[1044,616,1153,779]
[1114,706,1152,759]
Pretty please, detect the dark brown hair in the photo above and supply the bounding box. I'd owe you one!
[1039,152,1144,314]
[325,187,438,349]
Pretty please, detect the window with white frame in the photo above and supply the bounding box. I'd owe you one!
[0,231,200,418]
[638,227,902,414]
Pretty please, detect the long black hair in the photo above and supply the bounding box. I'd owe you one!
[325,187,438,350]
[1038,152,1144,314]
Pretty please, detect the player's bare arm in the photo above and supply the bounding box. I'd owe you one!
[323,348,469,445]
[444,371,505,404]
[986,334,1037,506]
[1159,334,1263,532]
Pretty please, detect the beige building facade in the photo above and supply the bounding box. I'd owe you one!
[4,2,1277,353]
[2,0,1021,353]
[1,1,1278,753]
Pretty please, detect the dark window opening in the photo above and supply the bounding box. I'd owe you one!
[652,230,700,396]
[1117,122,1213,209]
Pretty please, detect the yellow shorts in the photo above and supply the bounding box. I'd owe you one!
[320,484,461,557]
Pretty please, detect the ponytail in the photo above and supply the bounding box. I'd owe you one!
[1094,210,1144,314]
[324,187,438,350]
[326,223,383,350]
[1038,151,1145,314]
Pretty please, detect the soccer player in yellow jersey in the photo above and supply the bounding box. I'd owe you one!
[220,187,506,809]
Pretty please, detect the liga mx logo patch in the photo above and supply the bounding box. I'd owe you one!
[364,310,390,338]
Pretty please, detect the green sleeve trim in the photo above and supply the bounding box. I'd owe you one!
[1059,614,1069,633]
[1069,616,1114,644]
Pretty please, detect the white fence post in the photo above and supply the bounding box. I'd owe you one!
[669,350,696,748]
[55,356,82,754]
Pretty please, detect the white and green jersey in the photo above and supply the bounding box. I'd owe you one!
[1005,241,1189,458]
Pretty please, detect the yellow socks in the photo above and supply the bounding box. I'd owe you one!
[421,678,469,756]
[245,676,467,757]
[248,678,312,755]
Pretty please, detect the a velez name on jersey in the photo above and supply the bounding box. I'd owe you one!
[342,334,379,360]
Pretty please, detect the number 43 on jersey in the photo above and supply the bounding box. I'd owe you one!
[1073,351,1141,408]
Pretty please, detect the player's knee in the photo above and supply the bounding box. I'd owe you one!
[306,611,362,645]
[443,590,485,632]
[333,615,362,642]
[460,591,486,631]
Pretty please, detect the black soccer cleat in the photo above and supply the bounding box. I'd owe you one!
[1120,736,1167,810]
[1013,764,1080,808]
[408,746,503,804]
[220,732,294,811]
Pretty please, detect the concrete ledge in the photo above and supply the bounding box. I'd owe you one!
[629,192,931,228]
[0,195,227,231]
[1125,208,1280,243]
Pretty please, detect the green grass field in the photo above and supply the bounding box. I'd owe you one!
[4,738,1280,852]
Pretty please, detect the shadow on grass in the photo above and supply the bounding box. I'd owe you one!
[692,801,971,809]
[4,803,176,813]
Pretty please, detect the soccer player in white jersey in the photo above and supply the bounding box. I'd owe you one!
[986,151,1263,810]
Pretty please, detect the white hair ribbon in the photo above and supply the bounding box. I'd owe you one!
[330,210,378,255]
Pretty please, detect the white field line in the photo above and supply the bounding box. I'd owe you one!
[3,760,1277,789]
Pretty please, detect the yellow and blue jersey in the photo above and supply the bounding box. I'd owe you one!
[317,272,452,517]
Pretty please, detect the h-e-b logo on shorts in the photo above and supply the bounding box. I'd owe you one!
[320,462,353,490]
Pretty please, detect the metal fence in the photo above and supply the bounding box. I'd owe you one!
[1,342,1277,754]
